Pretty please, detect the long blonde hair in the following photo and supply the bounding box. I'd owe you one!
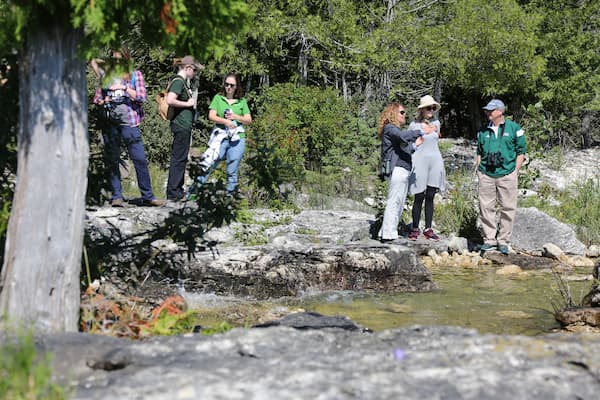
[377,103,403,139]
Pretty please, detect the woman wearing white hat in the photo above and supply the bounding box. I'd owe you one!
[408,95,446,240]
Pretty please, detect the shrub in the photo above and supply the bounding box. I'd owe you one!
[435,169,480,241]
[0,330,67,399]
[246,84,380,204]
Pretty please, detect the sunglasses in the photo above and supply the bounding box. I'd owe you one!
[425,106,436,111]
[224,83,237,88]
[398,110,406,115]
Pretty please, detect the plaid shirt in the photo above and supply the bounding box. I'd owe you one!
[93,70,147,127]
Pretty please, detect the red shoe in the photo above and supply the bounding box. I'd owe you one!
[408,228,420,240]
[423,228,439,241]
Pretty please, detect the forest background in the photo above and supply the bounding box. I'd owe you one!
[0,0,599,273]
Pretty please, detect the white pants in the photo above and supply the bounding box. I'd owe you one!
[379,166,410,240]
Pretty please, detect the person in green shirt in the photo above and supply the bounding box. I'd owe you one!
[195,73,252,195]
[166,55,201,201]
[476,99,527,255]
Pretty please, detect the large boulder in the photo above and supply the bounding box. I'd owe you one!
[512,207,587,255]
[31,325,600,400]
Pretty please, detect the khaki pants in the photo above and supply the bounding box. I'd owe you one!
[477,170,518,246]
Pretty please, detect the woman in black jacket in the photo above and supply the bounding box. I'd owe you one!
[377,102,433,242]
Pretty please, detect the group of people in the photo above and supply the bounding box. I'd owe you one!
[91,49,252,207]
[91,49,526,253]
[377,96,527,255]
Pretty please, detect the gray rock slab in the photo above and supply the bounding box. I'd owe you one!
[513,207,587,255]
[182,243,437,298]
[33,326,600,400]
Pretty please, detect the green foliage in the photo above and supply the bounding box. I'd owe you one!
[247,83,379,203]
[0,55,17,266]
[200,321,234,335]
[0,330,67,399]
[435,169,480,241]
[428,0,545,96]
[141,309,202,336]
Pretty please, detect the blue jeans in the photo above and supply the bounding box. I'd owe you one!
[197,137,245,193]
[103,125,155,201]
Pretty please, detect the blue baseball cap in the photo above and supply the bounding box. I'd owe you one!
[482,99,505,111]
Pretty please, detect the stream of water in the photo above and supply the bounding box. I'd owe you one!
[185,265,593,336]
[295,266,592,336]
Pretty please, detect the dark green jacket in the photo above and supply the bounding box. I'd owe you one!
[477,119,527,177]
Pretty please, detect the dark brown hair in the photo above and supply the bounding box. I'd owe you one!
[219,73,243,99]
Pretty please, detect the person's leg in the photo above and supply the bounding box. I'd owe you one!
[424,186,438,229]
[224,138,246,194]
[166,123,192,200]
[196,139,228,187]
[379,167,410,240]
[121,126,155,201]
[496,170,518,246]
[411,192,425,229]
[103,126,123,201]
[477,170,499,246]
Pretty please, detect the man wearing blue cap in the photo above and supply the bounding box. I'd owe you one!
[476,99,527,255]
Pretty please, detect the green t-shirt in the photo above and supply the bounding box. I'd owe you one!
[209,94,250,138]
[169,76,194,130]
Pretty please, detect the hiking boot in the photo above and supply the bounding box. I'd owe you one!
[408,228,420,240]
[423,228,439,241]
[498,245,510,255]
[143,198,165,207]
[111,198,125,207]
[478,243,496,252]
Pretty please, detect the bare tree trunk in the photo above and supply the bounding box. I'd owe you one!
[0,25,88,332]
[581,111,592,149]
[298,34,309,86]
[342,71,349,102]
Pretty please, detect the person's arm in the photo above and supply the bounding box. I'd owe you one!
[93,87,105,106]
[227,111,252,125]
[388,125,426,143]
[227,99,252,125]
[209,109,236,129]
[125,70,146,102]
[516,154,524,171]
[166,90,195,108]
[515,126,527,171]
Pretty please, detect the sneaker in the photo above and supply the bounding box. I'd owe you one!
[408,228,420,240]
[498,245,510,255]
[111,198,125,207]
[143,198,166,207]
[478,243,496,252]
[423,228,439,241]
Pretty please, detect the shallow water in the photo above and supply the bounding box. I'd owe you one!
[292,266,593,336]
[183,265,594,336]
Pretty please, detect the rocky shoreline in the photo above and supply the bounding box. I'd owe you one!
[31,143,600,398]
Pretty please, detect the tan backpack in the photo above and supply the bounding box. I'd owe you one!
[155,76,189,121]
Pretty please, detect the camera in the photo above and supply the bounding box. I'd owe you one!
[487,152,504,169]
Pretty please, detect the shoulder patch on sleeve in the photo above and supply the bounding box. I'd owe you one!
[516,129,524,137]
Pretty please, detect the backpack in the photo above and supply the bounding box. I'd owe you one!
[155,76,189,121]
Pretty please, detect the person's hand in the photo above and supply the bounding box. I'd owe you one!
[224,120,236,129]
[225,110,236,120]
[415,136,424,147]
[108,83,126,91]
[420,123,436,134]
[186,98,195,107]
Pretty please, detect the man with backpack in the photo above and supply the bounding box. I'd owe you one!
[165,56,203,201]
